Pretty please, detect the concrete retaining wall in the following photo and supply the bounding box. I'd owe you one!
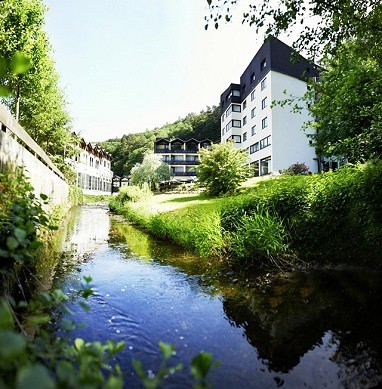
[0,104,69,206]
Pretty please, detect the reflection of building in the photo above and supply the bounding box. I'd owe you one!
[220,36,320,175]
[69,138,113,195]
[154,138,212,182]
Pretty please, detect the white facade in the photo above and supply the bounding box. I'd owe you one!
[68,141,113,195]
[221,37,319,176]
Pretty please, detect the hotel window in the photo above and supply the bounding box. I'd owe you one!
[260,59,267,71]
[261,78,267,90]
[250,73,256,83]
[251,90,255,101]
[251,161,260,176]
[243,116,247,126]
[232,90,241,97]
[221,114,225,122]
[226,121,232,131]
[251,125,256,136]
[249,142,259,154]
[243,100,247,110]
[261,97,267,109]
[232,104,241,112]
[260,135,271,149]
[231,135,241,143]
[243,132,247,142]
[251,107,256,118]
[262,117,268,129]
[232,120,241,128]
[260,156,271,175]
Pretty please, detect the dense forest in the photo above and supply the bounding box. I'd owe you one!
[100,105,221,177]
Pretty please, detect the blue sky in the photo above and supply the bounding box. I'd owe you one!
[44,0,294,142]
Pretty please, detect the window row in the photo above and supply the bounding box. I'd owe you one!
[249,135,271,154]
[251,156,271,176]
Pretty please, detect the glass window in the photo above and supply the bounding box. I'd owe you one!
[261,78,267,90]
[251,161,260,176]
[260,135,271,149]
[232,90,241,97]
[260,59,267,71]
[231,135,241,143]
[221,114,225,122]
[251,90,255,101]
[232,120,241,128]
[243,132,247,142]
[243,116,247,126]
[260,156,271,175]
[251,73,256,83]
[261,97,267,109]
[251,107,256,118]
[249,142,259,154]
[243,100,247,110]
[232,104,241,112]
[262,117,268,129]
[251,125,256,136]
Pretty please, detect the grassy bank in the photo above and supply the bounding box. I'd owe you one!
[110,161,382,267]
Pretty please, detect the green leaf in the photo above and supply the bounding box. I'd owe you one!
[83,275,93,283]
[0,330,27,359]
[74,338,84,351]
[0,85,11,97]
[190,352,213,381]
[40,193,48,200]
[159,341,175,360]
[16,364,55,389]
[0,55,7,77]
[14,227,27,242]
[6,236,19,250]
[10,52,32,75]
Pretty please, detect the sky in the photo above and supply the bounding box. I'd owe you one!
[43,0,297,142]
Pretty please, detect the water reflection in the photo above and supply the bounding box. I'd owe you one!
[56,206,382,388]
[110,216,382,387]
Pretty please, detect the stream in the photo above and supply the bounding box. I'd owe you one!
[53,204,382,388]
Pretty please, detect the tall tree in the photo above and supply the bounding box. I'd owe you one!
[308,40,382,162]
[0,0,72,159]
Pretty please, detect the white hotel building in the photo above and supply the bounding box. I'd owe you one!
[67,138,113,195]
[221,36,320,175]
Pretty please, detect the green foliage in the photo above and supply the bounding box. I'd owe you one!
[196,141,250,196]
[130,153,172,190]
[308,40,382,162]
[191,352,220,389]
[0,0,73,158]
[117,185,153,203]
[0,277,125,389]
[68,185,83,207]
[111,161,382,266]
[100,106,221,178]
[132,342,182,389]
[0,169,51,269]
[285,162,310,176]
[225,206,292,268]
[205,0,381,59]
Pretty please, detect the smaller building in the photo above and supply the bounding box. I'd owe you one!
[69,138,113,195]
[154,138,212,182]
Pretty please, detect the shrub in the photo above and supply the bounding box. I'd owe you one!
[285,162,310,175]
[196,141,250,196]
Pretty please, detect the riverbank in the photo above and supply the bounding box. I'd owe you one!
[110,161,382,267]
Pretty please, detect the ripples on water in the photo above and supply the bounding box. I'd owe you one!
[54,204,382,388]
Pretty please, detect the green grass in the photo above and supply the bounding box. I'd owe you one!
[109,161,382,267]
[83,194,112,204]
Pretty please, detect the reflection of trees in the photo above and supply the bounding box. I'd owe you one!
[222,270,382,383]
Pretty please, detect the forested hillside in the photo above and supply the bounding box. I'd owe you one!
[101,105,220,177]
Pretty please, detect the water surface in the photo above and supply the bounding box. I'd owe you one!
[55,204,382,388]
